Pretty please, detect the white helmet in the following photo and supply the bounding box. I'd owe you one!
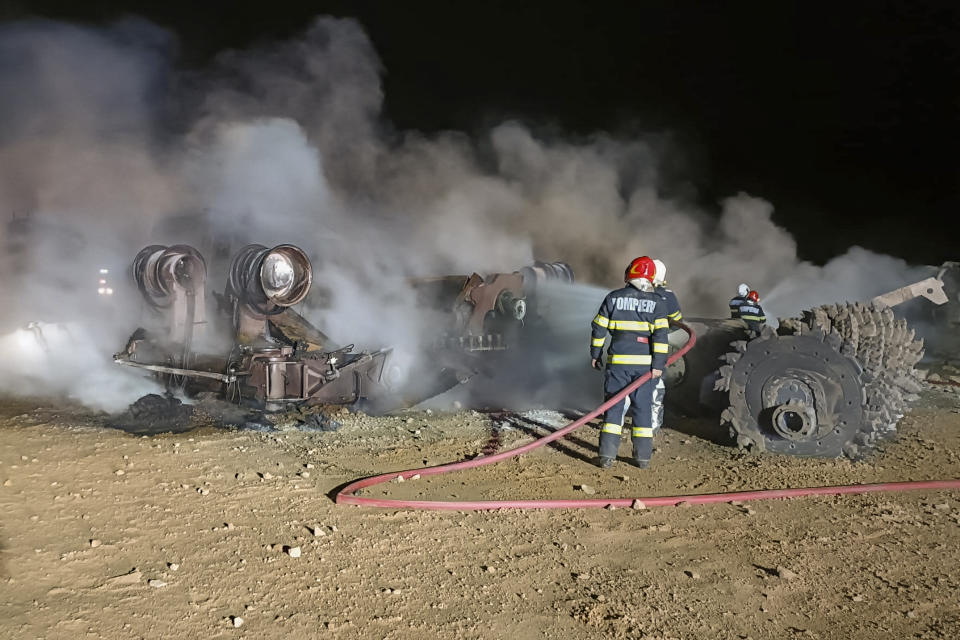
[737,283,749,297]
[652,259,667,286]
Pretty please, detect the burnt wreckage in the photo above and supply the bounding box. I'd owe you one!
[115,242,574,415]
[115,242,954,460]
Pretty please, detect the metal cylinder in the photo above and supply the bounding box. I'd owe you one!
[133,244,206,309]
[520,261,575,289]
[227,244,312,314]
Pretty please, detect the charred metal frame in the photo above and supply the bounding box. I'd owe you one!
[116,243,392,413]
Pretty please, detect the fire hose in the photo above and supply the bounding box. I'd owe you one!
[336,322,960,510]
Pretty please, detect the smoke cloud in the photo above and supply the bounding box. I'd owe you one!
[0,16,931,412]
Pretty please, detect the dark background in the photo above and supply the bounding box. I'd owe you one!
[2,0,957,265]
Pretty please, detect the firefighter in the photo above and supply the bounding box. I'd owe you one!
[651,258,682,433]
[590,256,669,469]
[729,283,750,318]
[739,289,767,333]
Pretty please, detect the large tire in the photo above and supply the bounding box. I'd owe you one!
[720,301,926,460]
[717,327,878,459]
[781,302,925,443]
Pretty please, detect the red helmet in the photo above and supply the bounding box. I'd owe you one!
[747,290,760,303]
[624,256,656,283]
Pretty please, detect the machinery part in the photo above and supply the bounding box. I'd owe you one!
[782,301,926,443]
[132,244,207,349]
[872,276,948,307]
[227,244,312,343]
[459,273,525,335]
[267,307,332,352]
[113,357,237,383]
[336,322,960,510]
[717,329,872,458]
[518,261,575,290]
[410,261,573,352]
[227,244,312,315]
[496,290,527,321]
[925,262,960,358]
[119,241,401,414]
[719,300,927,459]
[133,244,207,309]
[234,345,392,412]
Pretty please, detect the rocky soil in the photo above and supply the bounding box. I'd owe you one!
[1,384,959,639]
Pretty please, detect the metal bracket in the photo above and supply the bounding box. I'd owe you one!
[871,276,948,308]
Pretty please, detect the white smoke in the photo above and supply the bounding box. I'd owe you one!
[0,16,931,411]
[762,247,932,321]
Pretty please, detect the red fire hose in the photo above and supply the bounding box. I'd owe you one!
[336,322,960,510]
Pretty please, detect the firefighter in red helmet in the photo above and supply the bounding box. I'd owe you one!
[589,256,670,469]
[738,290,767,333]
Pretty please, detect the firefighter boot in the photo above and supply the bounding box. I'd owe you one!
[598,430,621,469]
[631,427,653,469]
[597,457,614,469]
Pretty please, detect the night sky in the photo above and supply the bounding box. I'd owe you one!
[3,0,958,265]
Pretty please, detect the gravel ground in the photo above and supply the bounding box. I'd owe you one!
[1,384,959,639]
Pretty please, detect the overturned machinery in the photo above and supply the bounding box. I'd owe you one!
[665,276,949,460]
[116,243,575,417]
[117,243,395,413]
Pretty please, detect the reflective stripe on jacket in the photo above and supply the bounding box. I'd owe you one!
[738,302,766,323]
[729,295,748,318]
[590,286,669,369]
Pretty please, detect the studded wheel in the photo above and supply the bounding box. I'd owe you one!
[780,302,926,444]
[717,328,874,458]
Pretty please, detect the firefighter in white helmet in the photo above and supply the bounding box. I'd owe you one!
[729,283,750,318]
[650,258,682,433]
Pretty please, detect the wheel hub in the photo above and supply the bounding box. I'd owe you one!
[724,333,866,457]
[770,401,817,440]
[761,374,823,440]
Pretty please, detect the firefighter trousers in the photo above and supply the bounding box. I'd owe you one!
[598,366,655,463]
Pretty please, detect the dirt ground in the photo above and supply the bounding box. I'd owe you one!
[2,385,960,640]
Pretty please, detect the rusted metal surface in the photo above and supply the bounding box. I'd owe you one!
[132,244,207,348]
[268,308,331,352]
[463,272,525,335]
[120,242,396,416]
[410,261,573,354]
[117,248,580,418]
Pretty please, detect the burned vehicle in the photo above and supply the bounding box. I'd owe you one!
[114,243,575,419]
[663,275,949,460]
[115,243,396,416]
